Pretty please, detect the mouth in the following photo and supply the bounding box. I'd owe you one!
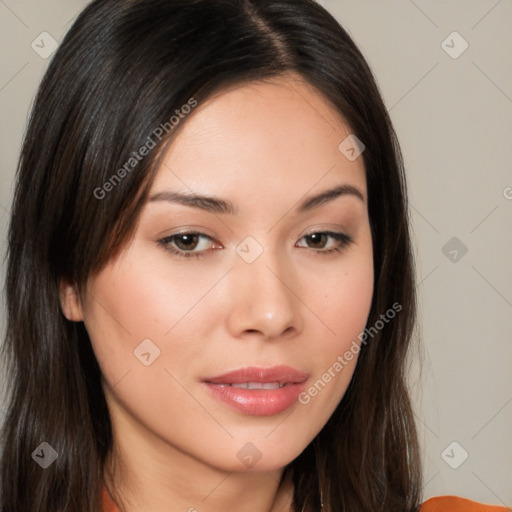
[202,365,309,416]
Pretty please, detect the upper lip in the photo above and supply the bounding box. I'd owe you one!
[203,365,309,384]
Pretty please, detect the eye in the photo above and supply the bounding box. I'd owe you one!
[157,229,353,260]
[296,231,353,255]
[157,232,220,259]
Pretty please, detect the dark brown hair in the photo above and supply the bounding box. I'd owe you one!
[1,0,422,510]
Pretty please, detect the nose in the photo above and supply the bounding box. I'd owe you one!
[225,244,303,341]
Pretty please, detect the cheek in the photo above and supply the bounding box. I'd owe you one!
[80,257,173,384]
[81,244,225,402]
[300,242,373,405]
[84,246,204,342]
[316,244,374,349]
[329,264,373,342]
[81,259,203,438]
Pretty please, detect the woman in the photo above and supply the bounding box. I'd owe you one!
[0,0,508,511]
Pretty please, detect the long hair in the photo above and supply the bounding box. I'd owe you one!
[0,0,422,510]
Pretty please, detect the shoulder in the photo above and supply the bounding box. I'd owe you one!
[420,495,510,512]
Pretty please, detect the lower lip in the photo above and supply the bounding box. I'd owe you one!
[203,382,307,416]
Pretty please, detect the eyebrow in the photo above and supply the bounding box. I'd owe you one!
[148,184,364,215]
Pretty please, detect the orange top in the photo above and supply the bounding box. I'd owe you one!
[102,484,510,512]
[420,495,509,511]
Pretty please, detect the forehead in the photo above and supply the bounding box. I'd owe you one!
[151,74,366,201]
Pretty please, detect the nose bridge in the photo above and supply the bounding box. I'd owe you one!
[226,235,301,339]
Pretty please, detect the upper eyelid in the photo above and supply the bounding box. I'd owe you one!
[163,221,350,238]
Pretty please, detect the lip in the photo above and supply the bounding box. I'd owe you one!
[202,365,309,416]
[203,365,309,385]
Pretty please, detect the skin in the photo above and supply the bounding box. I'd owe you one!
[60,72,374,512]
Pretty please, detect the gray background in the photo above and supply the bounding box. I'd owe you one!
[0,0,511,505]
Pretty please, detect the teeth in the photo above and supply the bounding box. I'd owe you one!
[228,382,285,389]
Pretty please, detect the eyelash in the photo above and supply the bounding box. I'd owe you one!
[157,230,353,260]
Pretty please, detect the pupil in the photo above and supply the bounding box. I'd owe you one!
[307,233,325,249]
[177,234,198,250]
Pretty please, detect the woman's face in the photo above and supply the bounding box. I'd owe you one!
[64,74,373,473]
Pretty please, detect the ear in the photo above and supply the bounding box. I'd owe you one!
[59,279,84,322]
